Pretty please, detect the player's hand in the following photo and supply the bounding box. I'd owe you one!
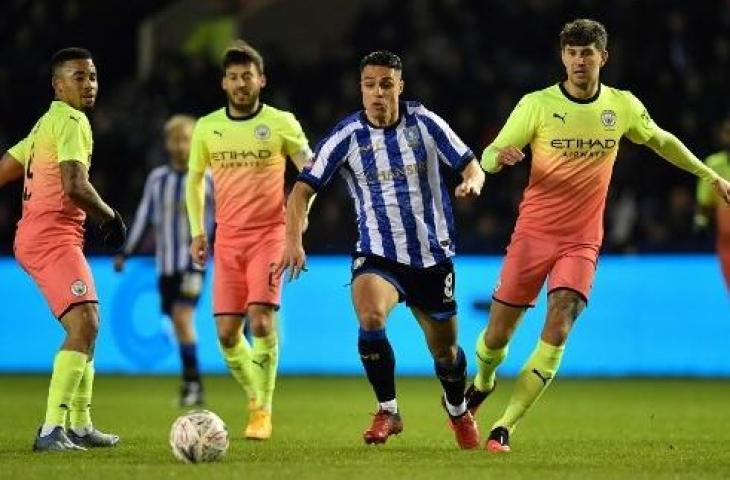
[100,208,127,250]
[712,178,730,205]
[190,235,208,266]
[496,146,525,167]
[455,161,485,198]
[302,214,309,233]
[113,254,125,273]
[275,239,307,282]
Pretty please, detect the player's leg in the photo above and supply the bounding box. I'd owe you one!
[469,235,550,417]
[172,269,206,406]
[171,302,203,406]
[488,248,594,453]
[411,307,479,449]
[213,243,256,407]
[717,242,730,291]
[351,256,402,444]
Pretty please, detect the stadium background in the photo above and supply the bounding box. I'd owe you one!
[0,0,728,376]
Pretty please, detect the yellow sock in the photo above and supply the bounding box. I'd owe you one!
[45,350,88,427]
[220,338,256,401]
[251,333,279,412]
[69,360,94,429]
[474,329,507,392]
[493,339,564,432]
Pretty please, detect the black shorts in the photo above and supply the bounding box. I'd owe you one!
[158,270,204,316]
[351,254,457,321]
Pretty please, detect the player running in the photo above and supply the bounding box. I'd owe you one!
[695,117,730,290]
[186,40,313,440]
[467,19,730,453]
[0,47,126,452]
[114,114,215,406]
[277,51,485,449]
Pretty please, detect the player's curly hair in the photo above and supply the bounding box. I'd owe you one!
[223,40,264,74]
[559,19,608,50]
[359,50,402,73]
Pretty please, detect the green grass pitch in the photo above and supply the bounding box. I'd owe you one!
[2,375,730,479]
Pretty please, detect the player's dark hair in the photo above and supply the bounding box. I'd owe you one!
[50,47,92,74]
[359,50,402,73]
[559,19,608,50]
[223,40,264,74]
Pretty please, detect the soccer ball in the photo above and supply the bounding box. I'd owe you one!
[169,410,229,463]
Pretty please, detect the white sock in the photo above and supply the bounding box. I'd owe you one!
[444,396,467,417]
[71,424,94,436]
[379,399,398,414]
[40,424,60,437]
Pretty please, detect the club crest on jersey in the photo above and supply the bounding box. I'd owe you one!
[601,110,617,128]
[70,279,88,297]
[254,124,271,140]
[352,256,366,271]
[404,126,421,147]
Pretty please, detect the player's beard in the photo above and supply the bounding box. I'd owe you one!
[228,91,259,114]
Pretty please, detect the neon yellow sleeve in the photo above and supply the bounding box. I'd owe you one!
[186,169,206,237]
[645,127,720,184]
[188,122,209,173]
[623,92,658,145]
[480,95,538,173]
[56,116,92,166]
[696,156,722,208]
[282,113,312,169]
[7,135,30,166]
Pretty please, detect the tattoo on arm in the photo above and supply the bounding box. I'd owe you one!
[59,160,114,223]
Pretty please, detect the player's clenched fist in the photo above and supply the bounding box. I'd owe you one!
[275,241,307,282]
[190,234,208,266]
[496,146,525,167]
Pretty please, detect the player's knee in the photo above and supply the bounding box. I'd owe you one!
[548,289,584,322]
[432,344,457,364]
[357,307,387,331]
[247,305,275,335]
[216,326,240,349]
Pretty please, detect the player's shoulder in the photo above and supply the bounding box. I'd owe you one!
[326,110,364,138]
[49,101,91,132]
[601,84,642,107]
[259,104,302,128]
[148,164,170,179]
[705,151,729,167]
[195,108,227,126]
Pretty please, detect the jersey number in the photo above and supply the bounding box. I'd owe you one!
[22,143,35,201]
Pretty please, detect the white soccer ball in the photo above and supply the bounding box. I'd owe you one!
[169,410,229,463]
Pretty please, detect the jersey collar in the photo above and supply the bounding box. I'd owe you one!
[225,102,264,121]
[558,82,601,104]
[360,102,405,130]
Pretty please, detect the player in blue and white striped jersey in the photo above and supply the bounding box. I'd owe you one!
[277,51,485,449]
[114,115,214,406]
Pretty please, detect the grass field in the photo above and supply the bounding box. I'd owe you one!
[2,375,730,479]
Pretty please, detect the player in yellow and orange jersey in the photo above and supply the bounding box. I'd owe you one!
[186,41,312,440]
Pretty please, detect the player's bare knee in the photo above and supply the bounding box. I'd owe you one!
[216,327,240,348]
[247,305,276,336]
[357,308,387,331]
[431,344,457,364]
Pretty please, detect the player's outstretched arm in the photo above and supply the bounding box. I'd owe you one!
[60,160,126,248]
[276,181,315,282]
[186,169,208,266]
[0,152,24,188]
[455,158,485,198]
[645,128,730,204]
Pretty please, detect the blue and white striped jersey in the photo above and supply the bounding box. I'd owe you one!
[299,101,474,268]
[123,165,215,275]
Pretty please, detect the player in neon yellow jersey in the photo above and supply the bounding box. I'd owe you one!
[468,19,730,453]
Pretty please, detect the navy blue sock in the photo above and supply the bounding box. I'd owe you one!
[180,343,201,383]
[358,328,396,403]
[435,346,467,409]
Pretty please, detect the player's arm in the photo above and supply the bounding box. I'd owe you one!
[186,122,210,265]
[643,129,729,204]
[480,96,537,173]
[0,152,24,188]
[275,181,315,281]
[694,157,719,230]
[283,113,318,217]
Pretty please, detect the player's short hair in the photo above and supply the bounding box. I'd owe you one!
[359,50,402,73]
[51,47,93,74]
[559,19,608,50]
[164,114,196,135]
[223,40,264,74]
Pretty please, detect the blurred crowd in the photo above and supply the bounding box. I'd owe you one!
[1,0,729,254]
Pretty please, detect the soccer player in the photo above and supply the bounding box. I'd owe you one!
[695,117,730,289]
[277,51,486,449]
[186,41,313,440]
[467,19,730,453]
[113,114,215,406]
[0,47,127,451]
